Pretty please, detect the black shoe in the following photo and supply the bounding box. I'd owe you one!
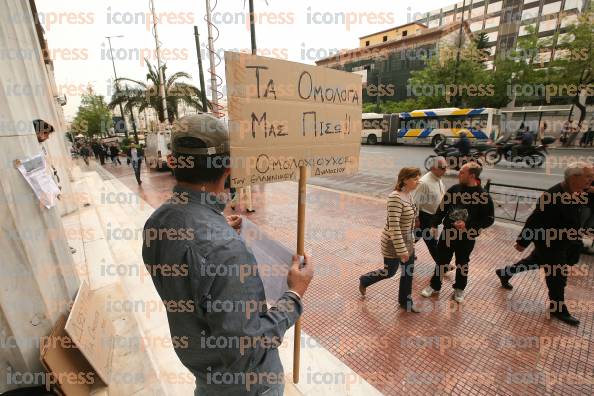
[549,303,580,326]
[399,301,420,313]
[495,269,513,290]
[551,310,580,326]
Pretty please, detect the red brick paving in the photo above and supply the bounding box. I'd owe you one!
[102,162,594,395]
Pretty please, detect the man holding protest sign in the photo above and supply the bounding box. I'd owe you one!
[142,113,314,395]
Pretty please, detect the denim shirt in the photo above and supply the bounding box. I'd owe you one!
[142,186,302,395]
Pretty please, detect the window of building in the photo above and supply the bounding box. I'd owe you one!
[557,32,575,44]
[519,24,536,35]
[471,6,485,18]
[402,31,408,37]
[443,13,454,24]
[542,1,562,15]
[538,36,553,47]
[536,50,552,64]
[470,21,484,31]
[487,1,502,13]
[486,31,499,42]
[383,35,388,42]
[521,7,539,20]
[539,17,558,32]
[366,40,370,46]
[564,0,580,10]
[485,16,500,29]
[499,35,516,52]
[561,14,578,28]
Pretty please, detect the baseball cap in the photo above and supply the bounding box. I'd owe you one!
[171,113,229,155]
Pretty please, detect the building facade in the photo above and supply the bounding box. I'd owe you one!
[316,21,473,103]
[414,0,586,68]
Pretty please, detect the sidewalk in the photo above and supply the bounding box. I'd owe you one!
[104,162,594,395]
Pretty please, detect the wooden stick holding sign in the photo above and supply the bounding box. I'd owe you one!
[224,51,361,384]
[293,165,307,382]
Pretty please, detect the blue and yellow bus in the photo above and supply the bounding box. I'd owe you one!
[362,108,501,147]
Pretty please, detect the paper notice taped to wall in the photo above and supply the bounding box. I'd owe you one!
[16,153,61,209]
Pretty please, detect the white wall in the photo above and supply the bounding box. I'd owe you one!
[0,0,80,391]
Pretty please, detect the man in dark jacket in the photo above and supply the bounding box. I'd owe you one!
[454,131,471,156]
[421,162,495,303]
[127,144,144,185]
[110,144,121,165]
[496,162,594,326]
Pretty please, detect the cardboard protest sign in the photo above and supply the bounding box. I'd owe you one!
[64,281,114,385]
[41,314,101,396]
[225,52,362,188]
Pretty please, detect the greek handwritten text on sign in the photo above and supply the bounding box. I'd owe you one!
[225,52,362,188]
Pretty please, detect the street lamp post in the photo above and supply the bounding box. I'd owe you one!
[106,35,128,139]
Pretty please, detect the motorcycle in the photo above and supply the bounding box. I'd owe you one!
[424,140,489,171]
[483,135,555,168]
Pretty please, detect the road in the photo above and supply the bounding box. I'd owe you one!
[308,145,594,199]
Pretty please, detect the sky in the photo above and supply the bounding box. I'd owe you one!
[35,0,451,120]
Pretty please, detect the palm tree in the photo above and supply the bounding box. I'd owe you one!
[109,60,209,125]
[109,85,143,142]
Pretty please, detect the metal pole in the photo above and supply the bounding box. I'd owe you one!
[149,0,169,125]
[194,26,209,112]
[205,0,220,116]
[106,36,128,138]
[453,0,466,107]
[376,71,381,113]
[249,0,257,55]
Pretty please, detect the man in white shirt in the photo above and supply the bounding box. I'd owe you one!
[413,156,447,263]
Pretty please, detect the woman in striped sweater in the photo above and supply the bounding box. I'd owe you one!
[359,167,421,312]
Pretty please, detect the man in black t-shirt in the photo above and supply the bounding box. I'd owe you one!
[420,162,495,303]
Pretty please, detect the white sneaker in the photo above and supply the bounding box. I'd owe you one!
[420,286,438,298]
[453,289,464,303]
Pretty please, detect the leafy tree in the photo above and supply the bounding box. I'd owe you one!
[110,60,208,124]
[491,24,553,106]
[474,32,489,50]
[548,4,594,124]
[362,102,378,113]
[71,87,113,138]
[408,42,494,108]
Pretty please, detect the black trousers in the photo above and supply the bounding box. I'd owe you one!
[360,255,415,306]
[133,162,142,184]
[418,211,439,263]
[430,233,475,291]
[500,250,568,306]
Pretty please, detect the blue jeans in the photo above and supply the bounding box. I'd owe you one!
[417,211,439,263]
[360,255,415,306]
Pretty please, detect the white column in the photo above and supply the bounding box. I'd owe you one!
[0,0,80,391]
